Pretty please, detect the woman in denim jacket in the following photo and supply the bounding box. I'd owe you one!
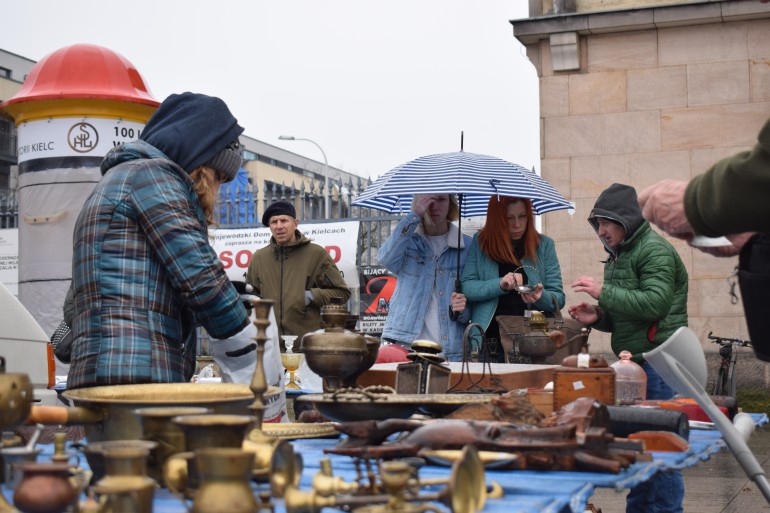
[377,194,471,361]
[461,196,565,362]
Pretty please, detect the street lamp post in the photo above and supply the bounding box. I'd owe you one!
[278,135,330,219]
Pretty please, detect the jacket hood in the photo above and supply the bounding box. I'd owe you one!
[588,183,644,238]
[100,139,175,176]
[139,92,244,174]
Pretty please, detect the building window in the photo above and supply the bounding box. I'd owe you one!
[0,67,10,79]
[0,118,17,161]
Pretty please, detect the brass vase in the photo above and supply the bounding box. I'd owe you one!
[168,414,256,498]
[192,448,258,513]
[91,447,156,513]
[134,405,210,483]
[300,301,369,392]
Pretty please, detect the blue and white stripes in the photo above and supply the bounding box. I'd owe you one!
[353,151,573,216]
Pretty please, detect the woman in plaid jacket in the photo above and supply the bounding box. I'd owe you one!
[67,93,250,389]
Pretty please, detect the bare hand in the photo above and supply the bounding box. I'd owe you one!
[413,195,437,216]
[450,292,466,314]
[568,302,599,324]
[572,276,602,300]
[520,283,543,304]
[499,272,523,292]
[638,180,693,238]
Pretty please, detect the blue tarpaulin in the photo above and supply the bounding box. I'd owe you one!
[9,414,766,513]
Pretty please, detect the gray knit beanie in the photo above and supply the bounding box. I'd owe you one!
[205,138,242,182]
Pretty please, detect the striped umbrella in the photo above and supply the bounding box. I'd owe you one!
[352,151,574,216]
[353,150,573,321]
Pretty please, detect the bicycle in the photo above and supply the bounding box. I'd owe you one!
[708,331,752,399]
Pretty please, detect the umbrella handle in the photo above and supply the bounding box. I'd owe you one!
[449,277,462,321]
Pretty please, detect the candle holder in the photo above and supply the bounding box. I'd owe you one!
[248,298,274,443]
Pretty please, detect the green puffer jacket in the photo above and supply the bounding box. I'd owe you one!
[589,184,689,362]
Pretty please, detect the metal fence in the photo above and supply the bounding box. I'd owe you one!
[217,176,400,267]
[0,193,17,229]
[0,176,402,266]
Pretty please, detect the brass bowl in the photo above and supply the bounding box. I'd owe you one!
[301,330,369,392]
[341,335,381,388]
[77,440,158,483]
[517,333,556,358]
[417,393,499,417]
[295,392,423,422]
[62,383,280,442]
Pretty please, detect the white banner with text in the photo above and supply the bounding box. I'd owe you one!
[210,221,361,288]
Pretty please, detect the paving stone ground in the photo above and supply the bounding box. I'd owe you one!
[588,424,770,512]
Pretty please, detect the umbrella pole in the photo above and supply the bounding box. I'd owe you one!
[449,194,464,321]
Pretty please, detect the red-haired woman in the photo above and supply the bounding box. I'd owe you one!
[460,196,565,361]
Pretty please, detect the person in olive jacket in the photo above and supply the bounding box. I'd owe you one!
[245,200,351,350]
[639,115,770,360]
[568,183,688,513]
[639,116,770,252]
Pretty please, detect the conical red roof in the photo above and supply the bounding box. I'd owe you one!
[1,43,159,107]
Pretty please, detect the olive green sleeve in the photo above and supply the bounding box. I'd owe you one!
[684,117,770,237]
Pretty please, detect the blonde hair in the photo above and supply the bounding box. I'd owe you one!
[189,166,221,224]
[410,194,460,227]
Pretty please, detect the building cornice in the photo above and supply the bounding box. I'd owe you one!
[511,0,770,44]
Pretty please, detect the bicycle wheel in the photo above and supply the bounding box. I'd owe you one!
[727,356,738,399]
[713,364,729,397]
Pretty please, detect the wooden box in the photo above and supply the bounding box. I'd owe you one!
[552,366,615,411]
[525,389,554,416]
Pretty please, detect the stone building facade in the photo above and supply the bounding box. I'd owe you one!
[512,0,770,360]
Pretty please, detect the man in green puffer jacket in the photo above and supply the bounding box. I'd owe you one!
[568,182,688,513]
[569,183,689,360]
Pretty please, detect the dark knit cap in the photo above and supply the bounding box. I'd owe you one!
[140,92,244,175]
[262,200,296,227]
[205,139,242,182]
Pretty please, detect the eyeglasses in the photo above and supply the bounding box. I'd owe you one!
[226,139,243,156]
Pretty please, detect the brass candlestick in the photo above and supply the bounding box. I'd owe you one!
[248,298,274,442]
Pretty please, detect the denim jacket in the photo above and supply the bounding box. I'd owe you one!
[377,212,471,360]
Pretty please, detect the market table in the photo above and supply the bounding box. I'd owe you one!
[3,414,766,513]
[357,362,556,392]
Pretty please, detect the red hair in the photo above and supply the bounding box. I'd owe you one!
[478,196,540,265]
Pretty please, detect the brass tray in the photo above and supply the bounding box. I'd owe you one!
[296,391,501,422]
[262,422,339,440]
[296,392,425,422]
[419,449,519,469]
[417,393,500,417]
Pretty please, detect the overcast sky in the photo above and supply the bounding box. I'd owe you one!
[1,1,539,181]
